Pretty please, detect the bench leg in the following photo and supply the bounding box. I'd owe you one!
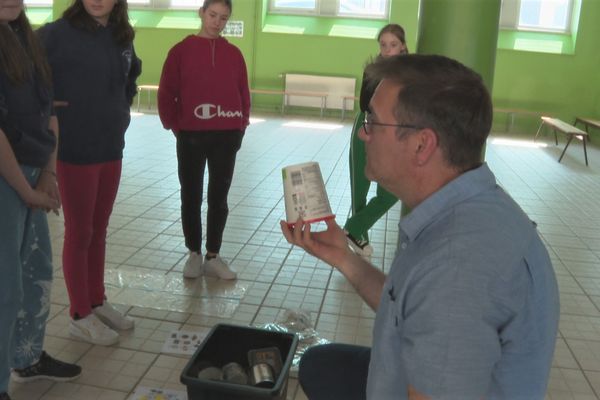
[582,135,589,166]
[282,94,287,115]
[137,90,141,112]
[558,134,574,163]
[534,121,544,142]
[508,112,516,132]
[583,123,592,143]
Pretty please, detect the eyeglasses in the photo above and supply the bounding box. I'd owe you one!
[362,112,424,136]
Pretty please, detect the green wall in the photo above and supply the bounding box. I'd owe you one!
[493,0,600,137]
[113,0,418,115]
[49,0,600,138]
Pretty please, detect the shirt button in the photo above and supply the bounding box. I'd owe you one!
[401,242,407,250]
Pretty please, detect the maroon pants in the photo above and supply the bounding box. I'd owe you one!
[57,160,121,319]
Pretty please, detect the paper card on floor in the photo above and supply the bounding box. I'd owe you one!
[128,386,187,400]
[161,330,208,355]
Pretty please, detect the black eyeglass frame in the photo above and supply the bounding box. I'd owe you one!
[362,112,424,135]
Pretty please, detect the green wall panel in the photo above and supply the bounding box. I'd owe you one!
[493,0,600,138]
[44,0,599,138]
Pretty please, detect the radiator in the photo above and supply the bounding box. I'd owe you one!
[284,73,357,111]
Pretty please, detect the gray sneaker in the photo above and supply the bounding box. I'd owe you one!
[11,351,81,383]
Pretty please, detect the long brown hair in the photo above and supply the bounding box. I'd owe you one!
[63,0,135,45]
[0,11,51,85]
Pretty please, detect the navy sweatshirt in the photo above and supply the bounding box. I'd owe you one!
[0,23,55,168]
[38,19,141,164]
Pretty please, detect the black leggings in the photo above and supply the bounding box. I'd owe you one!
[176,130,243,254]
[299,343,370,400]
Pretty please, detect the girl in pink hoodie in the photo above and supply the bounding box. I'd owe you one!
[158,0,250,280]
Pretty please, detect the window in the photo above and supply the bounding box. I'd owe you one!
[270,0,389,19]
[338,0,387,18]
[24,0,52,6]
[170,0,203,8]
[128,0,152,6]
[128,0,203,9]
[271,0,316,11]
[500,0,573,33]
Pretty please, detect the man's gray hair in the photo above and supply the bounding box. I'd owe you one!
[366,54,493,171]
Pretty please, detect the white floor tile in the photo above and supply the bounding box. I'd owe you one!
[16,113,600,400]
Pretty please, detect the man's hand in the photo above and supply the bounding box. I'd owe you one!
[34,171,61,215]
[281,217,387,311]
[280,218,352,269]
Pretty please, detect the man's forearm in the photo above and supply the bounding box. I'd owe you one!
[336,253,386,311]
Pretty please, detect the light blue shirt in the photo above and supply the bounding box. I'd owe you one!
[367,163,559,400]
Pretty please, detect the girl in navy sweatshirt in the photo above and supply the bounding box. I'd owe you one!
[0,3,81,398]
[158,0,250,280]
[38,0,141,347]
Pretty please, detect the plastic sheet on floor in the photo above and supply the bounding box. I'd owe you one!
[259,309,330,376]
[104,269,247,317]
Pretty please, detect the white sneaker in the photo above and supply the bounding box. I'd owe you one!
[70,314,119,346]
[204,256,237,280]
[183,251,203,278]
[93,301,134,330]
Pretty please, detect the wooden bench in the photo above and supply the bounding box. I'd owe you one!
[341,95,359,120]
[137,84,159,111]
[250,89,286,113]
[574,116,600,140]
[494,108,543,132]
[284,90,328,118]
[534,116,589,165]
[250,88,328,117]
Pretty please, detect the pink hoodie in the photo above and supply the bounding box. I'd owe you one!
[158,35,250,133]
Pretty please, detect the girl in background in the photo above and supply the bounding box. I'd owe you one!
[39,0,141,346]
[158,0,250,280]
[344,24,408,256]
[0,1,81,398]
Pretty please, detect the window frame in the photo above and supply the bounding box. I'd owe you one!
[128,0,204,10]
[500,0,574,34]
[23,0,52,7]
[269,0,390,20]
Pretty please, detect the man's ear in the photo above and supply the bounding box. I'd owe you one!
[414,128,438,166]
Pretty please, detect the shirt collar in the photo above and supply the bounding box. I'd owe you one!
[399,163,497,241]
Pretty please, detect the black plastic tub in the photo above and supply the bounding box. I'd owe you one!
[181,324,298,400]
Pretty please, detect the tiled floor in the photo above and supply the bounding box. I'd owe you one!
[8,113,600,399]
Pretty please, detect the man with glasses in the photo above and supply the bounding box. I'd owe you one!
[281,54,559,400]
